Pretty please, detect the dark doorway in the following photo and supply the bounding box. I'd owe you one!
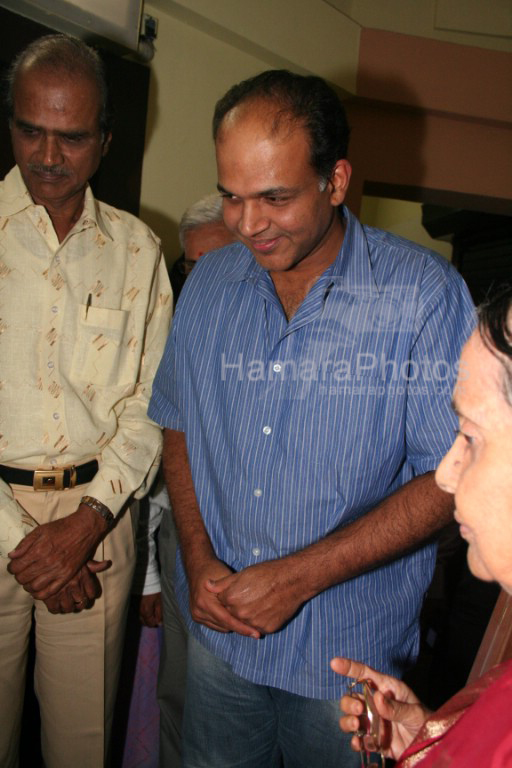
[422,205,512,304]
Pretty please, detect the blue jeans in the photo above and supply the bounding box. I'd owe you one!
[182,636,360,768]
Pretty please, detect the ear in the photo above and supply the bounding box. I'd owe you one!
[102,132,112,157]
[329,159,351,206]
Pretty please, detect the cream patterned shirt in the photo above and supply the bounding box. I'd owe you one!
[0,166,172,556]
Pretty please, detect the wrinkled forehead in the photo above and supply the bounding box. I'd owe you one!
[12,64,103,131]
[455,330,512,419]
[14,62,101,105]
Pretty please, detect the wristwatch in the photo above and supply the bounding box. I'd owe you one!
[80,495,115,530]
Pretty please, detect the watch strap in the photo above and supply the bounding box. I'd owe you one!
[80,495,114,530]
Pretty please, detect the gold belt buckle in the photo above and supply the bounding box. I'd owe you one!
[33,467,76,491]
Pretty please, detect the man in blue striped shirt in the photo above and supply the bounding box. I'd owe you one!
[149,70,475,767]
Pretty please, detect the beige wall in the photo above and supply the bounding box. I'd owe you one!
[140,6,272,263]
[360,198,453,260]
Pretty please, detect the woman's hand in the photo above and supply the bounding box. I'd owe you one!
[330,657,432,760]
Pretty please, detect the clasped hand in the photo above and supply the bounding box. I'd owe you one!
[189,557,305,638]
[43,560,110,614]
[7,503,111,613]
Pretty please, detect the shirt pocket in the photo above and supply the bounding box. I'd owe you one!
[70,305,130,387]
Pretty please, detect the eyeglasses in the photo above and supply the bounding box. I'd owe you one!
[175,257,197,276]
[346,678,386,768]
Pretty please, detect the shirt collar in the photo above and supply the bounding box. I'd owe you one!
[80,185,114,241]
[225,206,379,299]
[329,206,379,298]
[0,166,34,216]
[0,165,113,242]
[224,242,261,284]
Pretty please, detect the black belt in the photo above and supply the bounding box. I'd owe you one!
[0,460,99,491]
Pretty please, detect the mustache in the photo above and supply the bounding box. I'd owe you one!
[27,163,71,177]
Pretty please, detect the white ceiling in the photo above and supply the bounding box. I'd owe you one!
[322,0,512,52]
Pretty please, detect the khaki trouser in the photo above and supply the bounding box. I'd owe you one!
[0,482,136,768]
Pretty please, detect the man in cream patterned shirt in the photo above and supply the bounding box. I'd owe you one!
[0,34,171,768]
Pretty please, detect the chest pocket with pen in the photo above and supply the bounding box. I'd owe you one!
[70,304,130,387]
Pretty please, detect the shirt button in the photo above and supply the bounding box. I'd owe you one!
[53,412,59,420]
[253,488,262,498]
[273,363,282,373]
[51,305,58,314]
[47,361,54,369]
[262,426,272,435]
[252,547,261,557]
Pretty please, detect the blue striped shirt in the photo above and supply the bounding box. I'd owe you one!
[149,207,475,699]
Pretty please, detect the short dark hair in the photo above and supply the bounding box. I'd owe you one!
[4,33,112,136]
[478,283,512,404]
[212,69,350,181]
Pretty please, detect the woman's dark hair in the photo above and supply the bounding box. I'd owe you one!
[478,283,512,403]
[212,69,350,182]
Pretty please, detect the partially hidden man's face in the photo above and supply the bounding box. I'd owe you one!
[182,220,235,275]
[10,65,111,213]
[215,101,351,277]
[435,330,512,593]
